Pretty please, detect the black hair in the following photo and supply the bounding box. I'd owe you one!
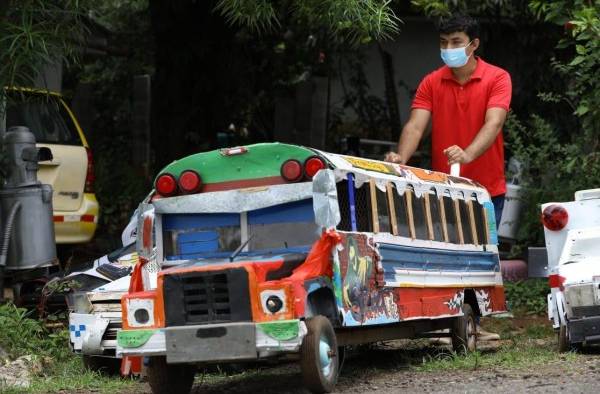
[438,14,480,41]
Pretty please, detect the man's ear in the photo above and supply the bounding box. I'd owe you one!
[471,38,480,52]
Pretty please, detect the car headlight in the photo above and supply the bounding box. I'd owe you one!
[126,298,155,327]
[260,290,286,315]
[66,292,93,314]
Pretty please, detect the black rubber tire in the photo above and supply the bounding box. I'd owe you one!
[146,356,196,394]
[82,355,121,375]
[558,323,574,353]
[300,316,340,393]
[451,304,477,353]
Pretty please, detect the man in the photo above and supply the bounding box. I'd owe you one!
[385,14,512,227]
[386,14,511,344]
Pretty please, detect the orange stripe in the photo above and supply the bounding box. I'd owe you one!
[53,216,64,222]
[81,215,95,222]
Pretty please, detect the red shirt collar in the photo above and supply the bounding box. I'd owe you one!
[441,57,485,81]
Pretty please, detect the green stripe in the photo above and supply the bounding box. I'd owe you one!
[156,143,315,184]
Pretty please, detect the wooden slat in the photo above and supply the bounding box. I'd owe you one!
[405,189,416,239]
[423,193,434,240]
[369,178,379,233]
[386,183,398,236]
[454,199,464,244]
[467,200,478,246]
[438,196,449,242]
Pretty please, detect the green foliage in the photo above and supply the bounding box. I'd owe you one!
[0,1,87,92]
[216,0,401,45]
[529,0,600,149]
[504,278,549,315]
[0,303,69,361]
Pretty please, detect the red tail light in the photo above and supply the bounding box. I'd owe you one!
[178,170,202,194]
[541,204,568,231]
[304,156,326,179]
[84,147,95,193]
[155,173,178,196]
[548,274,566,291]
[281,159,303,182]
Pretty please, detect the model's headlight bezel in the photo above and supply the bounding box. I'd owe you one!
[260,289,287,315]
[126,298,155,327]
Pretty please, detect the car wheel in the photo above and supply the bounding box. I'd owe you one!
[146,356,195,394]
[300,316,340,393]
[451,304,477,353]
[558,323,572,353]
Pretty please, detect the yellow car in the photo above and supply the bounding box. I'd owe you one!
[5,87,99,244]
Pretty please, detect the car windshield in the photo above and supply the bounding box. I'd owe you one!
[563,237,600,264]
[6,92,82,145]
[162,199,320,261]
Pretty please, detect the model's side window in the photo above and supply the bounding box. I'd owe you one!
[391,185,411,238]
[375,186,391,233]
[472,196,489,245]
[354,182,373,232]
[428,191,445,242]
[458,198,476,245]
[336,179,352,231]
[409,189,428,240]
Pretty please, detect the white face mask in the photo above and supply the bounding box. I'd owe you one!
[440,41,473,68]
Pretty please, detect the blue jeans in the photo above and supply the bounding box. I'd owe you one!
[492,194,505,230]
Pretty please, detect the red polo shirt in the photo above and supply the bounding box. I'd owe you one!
[412,57,512,196]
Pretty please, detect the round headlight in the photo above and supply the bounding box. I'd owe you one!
[266,295,284,314]
[134,308,150,324]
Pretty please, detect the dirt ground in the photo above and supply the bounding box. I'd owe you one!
[125,317,600,394]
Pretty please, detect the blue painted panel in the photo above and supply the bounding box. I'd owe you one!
[178,231,220,255]
[163,213,240,231]
[248,199,314,225]
[484,201,498,245]
[378,243,500,282]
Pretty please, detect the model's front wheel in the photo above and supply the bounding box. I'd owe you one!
[146,356,195,394]
[451,304,477,353]
[558,323,571,353]
[300,316,340,393]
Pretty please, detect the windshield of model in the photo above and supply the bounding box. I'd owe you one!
[562,237,600,264]
[6,92,81,145]
[162,199,320,261]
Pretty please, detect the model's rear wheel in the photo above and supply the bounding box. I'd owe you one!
[147,356,195,394]
[558,323,572,352]
[300,316,340,393]
[451,304,477,353]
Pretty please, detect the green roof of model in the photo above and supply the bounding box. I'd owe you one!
[156,142,316,184]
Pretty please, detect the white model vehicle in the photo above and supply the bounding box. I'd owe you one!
[542,188,600,352]
[66,247,136,373]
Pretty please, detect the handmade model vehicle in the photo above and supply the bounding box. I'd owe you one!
[117,143,506,393]
[542,189,600,352]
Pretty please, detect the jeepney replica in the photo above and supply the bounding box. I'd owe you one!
[117,143,506,393]
[542,189,600,351]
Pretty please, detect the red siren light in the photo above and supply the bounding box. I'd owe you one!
[155,173,178,197]
[179,170,202,194]
[280,159,303,182]
[541,204,569,231]
[304,156,326,179]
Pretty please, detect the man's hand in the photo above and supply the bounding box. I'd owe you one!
[384,151,404,164]
[443,145,475,165]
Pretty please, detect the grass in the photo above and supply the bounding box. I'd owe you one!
[0,302,136,393]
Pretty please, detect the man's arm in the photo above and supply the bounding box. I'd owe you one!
[443,107,508,165]
[385,108,430,164]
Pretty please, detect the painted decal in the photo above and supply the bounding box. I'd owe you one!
[342,156,395,175]
[117,329,157,348]
[476,289,492,315]
[257,320,299,341]
[444,291,464,311]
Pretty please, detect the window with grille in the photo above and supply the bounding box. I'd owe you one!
[376,188,391,233]
[354,183,373,232]
[336,180,352,231]
[410,191,428,240]
[392,186,411,237]
[443,196,459,244]
[429,193,445,242]
[472,197,488,244]
[458,199,475,244]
